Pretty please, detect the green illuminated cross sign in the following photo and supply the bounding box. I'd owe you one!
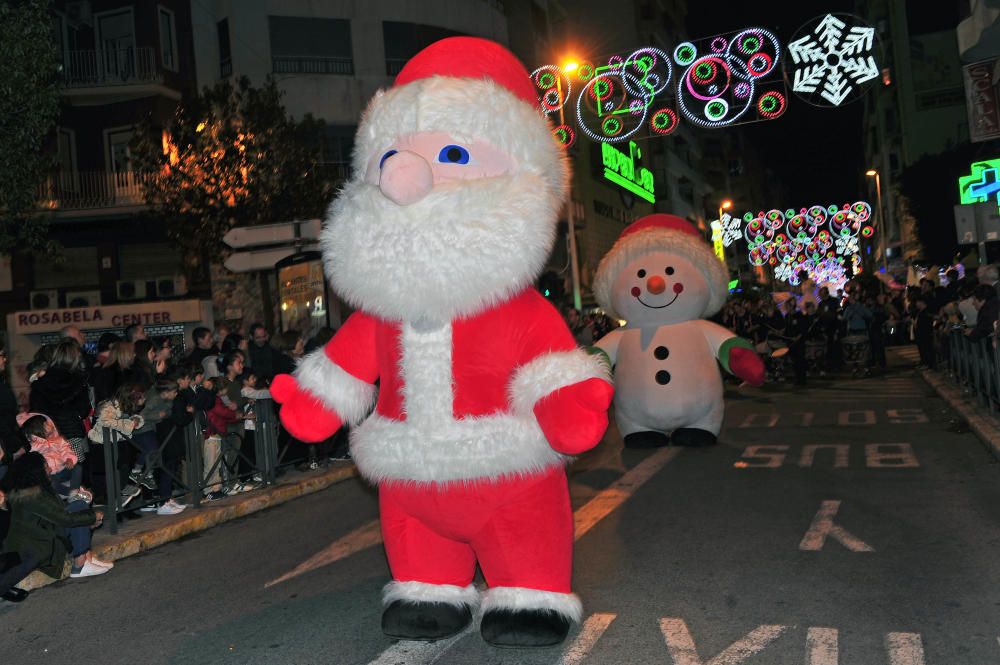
[959,159,1000,208]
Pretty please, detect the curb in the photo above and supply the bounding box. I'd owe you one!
[919,369,1000,461]
[18,464,360,591]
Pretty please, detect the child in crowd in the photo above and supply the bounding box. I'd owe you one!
[135,379,185,516]
[0,452,111,594]
[239,369,270,487]
[88,383,146,508]
[202,377,239,499]
[17,413,91,504]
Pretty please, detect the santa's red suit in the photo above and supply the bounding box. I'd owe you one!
[272,35,613,647]
[280,288,609,619]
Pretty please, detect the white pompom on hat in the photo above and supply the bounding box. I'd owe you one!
[593,214,730,319]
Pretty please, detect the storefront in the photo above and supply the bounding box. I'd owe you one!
[5,299,214,407]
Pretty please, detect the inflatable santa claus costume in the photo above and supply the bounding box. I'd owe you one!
[270,37,613,647]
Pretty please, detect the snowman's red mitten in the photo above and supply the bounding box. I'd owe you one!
[533,378,614,455]
[719,338,765,387]
[270,374,343,442]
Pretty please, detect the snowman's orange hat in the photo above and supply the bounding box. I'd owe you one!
[593,213,729,319]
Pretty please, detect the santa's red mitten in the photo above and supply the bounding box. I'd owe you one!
[270,374,343,442]
[533,378,614,455]
[720,339,765,386]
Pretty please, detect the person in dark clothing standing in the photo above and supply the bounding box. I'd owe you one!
[782,299,811,385]
[185,327,218,367]
[867,295,888,372]
[914,296,936,369]
[817,286,842,370]
[966,283,1000,341]
[0,343,24,459]
[247,323,286,386]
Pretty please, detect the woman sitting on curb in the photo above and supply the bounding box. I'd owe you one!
[0,452,112,602]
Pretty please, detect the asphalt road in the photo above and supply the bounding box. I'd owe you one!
[3,351,1000,665]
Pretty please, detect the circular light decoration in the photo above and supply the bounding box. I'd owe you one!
[553,124,576,148]
[784,13,880,107]
[575,47,672,143]
[861,226,874,237]
[749,245,771,266]
[531,65,571,116]
[851,200,872,222]
[757,91,786,119]
[674,42,697,66]
[650,108,678,135]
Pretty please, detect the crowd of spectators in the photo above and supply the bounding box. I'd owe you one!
[0,320,341,603]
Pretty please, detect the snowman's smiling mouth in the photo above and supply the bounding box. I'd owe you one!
[636,292,680,308]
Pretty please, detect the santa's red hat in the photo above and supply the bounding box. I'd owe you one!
[593,214,730,319]
[352,37,566,197]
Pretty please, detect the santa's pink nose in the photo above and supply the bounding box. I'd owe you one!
[379,150,434,206]
[646,275,666,295]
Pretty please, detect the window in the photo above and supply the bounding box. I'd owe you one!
[382,22,462,76]
[158,7,177,71]
[217,19,231,78]
[320,125,356,181]
[269,16,353,75]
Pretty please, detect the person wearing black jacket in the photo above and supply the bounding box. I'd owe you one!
[782,299,811,386]
[966,283,1000,342]
[28,339,92,494]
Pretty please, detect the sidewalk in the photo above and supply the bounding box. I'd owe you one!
[895,345,1000,461]
[18,461,359,591]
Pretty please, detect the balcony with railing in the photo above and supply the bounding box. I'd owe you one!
[271,55,354,75]
[36,170,149,214]
[60,47,179,103]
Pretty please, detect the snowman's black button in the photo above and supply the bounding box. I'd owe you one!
[654,345,669,360]
[655,370,671,385]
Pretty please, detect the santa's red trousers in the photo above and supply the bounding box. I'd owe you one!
[379,467,573,592]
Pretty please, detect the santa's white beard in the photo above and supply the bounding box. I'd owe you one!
[321,171,560,323]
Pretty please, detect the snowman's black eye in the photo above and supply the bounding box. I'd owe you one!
[665,266,675,275]
[637,269,646,278]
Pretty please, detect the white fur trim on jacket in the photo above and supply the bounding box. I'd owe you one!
[351,412,569,484]
[509,349,612,416]
[355,77,568,203]
[293,349,377,426]
[383,580,480,609]
[593,227,729,320]
[481,586,583,623]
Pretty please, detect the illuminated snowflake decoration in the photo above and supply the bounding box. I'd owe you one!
[773,261,796,282]
[835,234,859,256]
[719,212,742,246]
[786,13,879,107]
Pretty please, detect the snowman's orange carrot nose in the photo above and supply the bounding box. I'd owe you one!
[646,275,666,294]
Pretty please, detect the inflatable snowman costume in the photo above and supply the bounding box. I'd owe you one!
[594,215,764,448]
[269,38,613,648]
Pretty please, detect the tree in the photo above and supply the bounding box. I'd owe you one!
[0,0,61,256]
[131,76,335,271]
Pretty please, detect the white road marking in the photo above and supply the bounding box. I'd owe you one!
[799,500,875,552]
[799,445,850,468]
[886,632,926,665]
[837,410,876,425]
[659,618,789,665]
[735,445,790,468]
[558,613,617,665]
[574,446,681,539]
[366,625,474,665]
[264,519,383,588]
[738,413,780,428]
[866,443,920,468]
[806,627,839,665]
[887,409,928,424]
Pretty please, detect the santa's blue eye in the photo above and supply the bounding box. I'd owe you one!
[437,144,470,164]
[379,150,397,169]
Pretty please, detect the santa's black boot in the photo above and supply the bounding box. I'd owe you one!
[381,600,472,641]
[481,608,570,648]
[479,587,579,648]
[623,430,670,448]
[671,428,717,447]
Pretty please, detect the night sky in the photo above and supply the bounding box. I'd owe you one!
[684,1,866,204]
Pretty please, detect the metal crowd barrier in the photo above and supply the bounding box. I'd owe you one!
[98,399,281,535]
[946,329,1000,414]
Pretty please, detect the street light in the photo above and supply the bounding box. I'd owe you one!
[557,59,583,311]
[865,169,888,272]
[719,198,733,223]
